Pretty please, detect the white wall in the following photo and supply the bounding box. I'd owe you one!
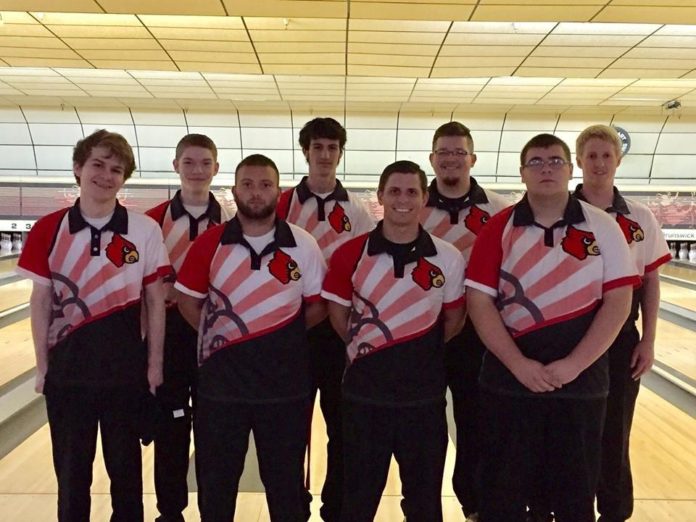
[1,105,695,187]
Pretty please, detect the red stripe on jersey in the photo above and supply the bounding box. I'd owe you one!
[524,255,589,300]
[465,207,510,290]
[89,282,141,316]
[17,208,69,279]
[175,224,226,295]
[645,253,671,274]
[277,188,293,220]
[512,300,601,338]
[145,201,169,226]
[52,226,80,275]
[603,275,642,292]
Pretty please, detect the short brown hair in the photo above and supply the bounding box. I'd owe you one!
[299,117,347,151]
[432,121,474,152]
[576,125,621,158]
[175,133,218,161]
[72,129,136,184]
[235,154,280,183]
[378,160,427,193]
[520,134,571,166]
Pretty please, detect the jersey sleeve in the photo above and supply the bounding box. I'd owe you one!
[641,208,671,273]
[15,210,66,286]
[593,212,641,292]
[141,219,170,286]
[297,230,327,302]
[174,224,224,299]
[321,235,366,307]
[443,245,466,309]
[464,208,509,297]
[349,193,377,235]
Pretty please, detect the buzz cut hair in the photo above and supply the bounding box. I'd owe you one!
[432,121,474,152]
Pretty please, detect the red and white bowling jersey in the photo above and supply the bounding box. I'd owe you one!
[17,200,169,387]
[573,186,671,278]
[420,177,510,260]
[323,225,464,361]
[277,176,375,262]
[466,195,640,338]
[175,217,326,365]
[18,200,169,347]
[146,190,228,277]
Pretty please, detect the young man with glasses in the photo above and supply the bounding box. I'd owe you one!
[420,121,509,522]
[465,134,639,522]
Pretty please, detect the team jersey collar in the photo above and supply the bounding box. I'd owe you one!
[573,184,630,215]
[426,176,488,209]
[367,221,437,278]
[68,198,128,235]
[220,216,297,270]
[295,176,349,203]
[513,193,585,228]
[426,177,489,225]
[170,189,223,223]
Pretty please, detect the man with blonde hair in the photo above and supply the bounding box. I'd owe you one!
[574,124,670,522]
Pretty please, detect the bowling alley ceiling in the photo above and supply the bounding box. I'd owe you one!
[3,1,696,114]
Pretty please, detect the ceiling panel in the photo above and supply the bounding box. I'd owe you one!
[2,4,696,113]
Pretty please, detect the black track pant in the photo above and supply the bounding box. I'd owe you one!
[478,391,606,522]
[45,385,144,522]
[195,396,309,522]
[341,398,448,522]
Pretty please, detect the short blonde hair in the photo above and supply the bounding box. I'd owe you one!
[576,124,622,158]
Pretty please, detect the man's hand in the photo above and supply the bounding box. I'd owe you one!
[34,370,46,394]
[510,358,558,393]
[543,358,583,388]
[148,365,163,395]
[631,339,654,380]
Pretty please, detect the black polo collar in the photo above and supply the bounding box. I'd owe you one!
[367,221,437,278]
[170,190,223,223]
[426,177,489,224]
[68,198,128,235]
[513,193,586,247]
[573,184,630,215]
[220,216,297,270]
[295,176,349,204]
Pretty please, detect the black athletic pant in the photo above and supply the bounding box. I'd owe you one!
[448,319,486,517]
[597,327,641,522]
[154,309,198,522]
[302,319,345,522]
[44,384,144,522]
[195,395,309,522]
[341,398,448,522]
[478,391,606,522]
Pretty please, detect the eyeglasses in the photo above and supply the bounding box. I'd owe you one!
[434,149,470,158]
[522,157,569,171]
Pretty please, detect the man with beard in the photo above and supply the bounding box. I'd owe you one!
[175,154,326,521]
[277,117,374,522]
[419,121,509,522]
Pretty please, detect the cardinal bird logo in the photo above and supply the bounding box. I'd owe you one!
[616,214,644,244]
[464,205,491,235]
[267,249,301,284]
[411,257,445,290]
[561,226,600,260]
[328,203,352,233]
[105,234,139,267]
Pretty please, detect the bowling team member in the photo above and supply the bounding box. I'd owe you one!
[18,129,168,522]
[574,125,671,522]
[323,160,466,522]
[466,134,640,522]
[145,134,229,522]
[420,121,509,521]
[277,117,374,521]
[175,154,326,521]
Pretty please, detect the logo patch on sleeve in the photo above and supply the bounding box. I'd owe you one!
[464,205,490,234]
[616,214,644,244]
[328,203,352,233]
[411,257,445,290]
[267,249,302,284]
[561,226,600,260]
[105,234,140,267]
